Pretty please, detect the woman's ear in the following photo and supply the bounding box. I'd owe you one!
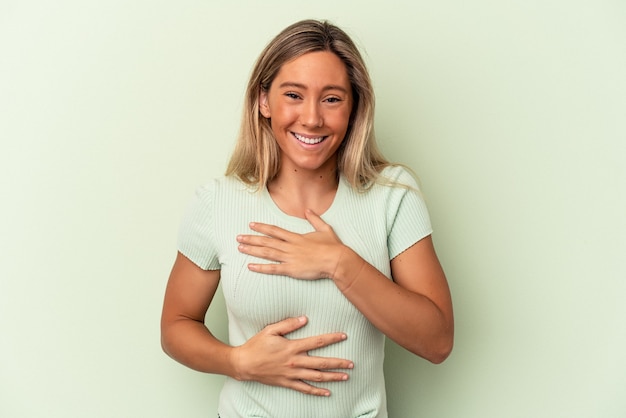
[259,89,271,118]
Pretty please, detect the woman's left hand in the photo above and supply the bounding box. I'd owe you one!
[237,209,345,280]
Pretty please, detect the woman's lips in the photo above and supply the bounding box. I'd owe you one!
[292,132,327,145]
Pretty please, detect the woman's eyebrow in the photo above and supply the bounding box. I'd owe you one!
[278,81,349,93]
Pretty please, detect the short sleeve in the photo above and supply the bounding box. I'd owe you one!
[177,181,221,270]
[385,166,433,260]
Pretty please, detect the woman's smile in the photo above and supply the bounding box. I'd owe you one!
[292,132,328,145]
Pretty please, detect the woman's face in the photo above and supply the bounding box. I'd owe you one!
[259,51,353,176]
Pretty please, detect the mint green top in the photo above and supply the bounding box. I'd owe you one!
[178,165,432,418]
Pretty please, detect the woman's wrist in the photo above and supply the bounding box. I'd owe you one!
[331,246,367,293]
[229,345,248,381]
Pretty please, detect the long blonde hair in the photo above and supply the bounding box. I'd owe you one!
[225,19,389,190]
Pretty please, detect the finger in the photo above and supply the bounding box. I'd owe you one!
[297,355,355,371]
[265,316,308,336]
[247,262,286,276]
[249,222,297,241]
[304,209,331,232]
[295,332,348,352]
[288,380,331,397]
[237,234,286,250]
[296,369,350,383]
[239,242,285,263]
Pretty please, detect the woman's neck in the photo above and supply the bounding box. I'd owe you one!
[267,166,339,218]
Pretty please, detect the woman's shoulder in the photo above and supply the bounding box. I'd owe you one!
[194,175,256,196]
[377,164,420,189]
[185,175,259,220]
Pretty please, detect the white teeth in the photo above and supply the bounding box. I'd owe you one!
[294,133,325,144]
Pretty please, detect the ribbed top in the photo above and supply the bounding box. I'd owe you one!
[178,165,432,418]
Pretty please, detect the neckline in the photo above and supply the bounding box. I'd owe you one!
[262,174,346,225]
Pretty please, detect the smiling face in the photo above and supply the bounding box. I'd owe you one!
[259,51,353,177]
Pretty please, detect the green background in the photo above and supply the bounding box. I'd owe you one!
[1,1,624,417]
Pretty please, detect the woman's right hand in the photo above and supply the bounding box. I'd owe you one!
[162,253,352,396]
[231,316,353,396]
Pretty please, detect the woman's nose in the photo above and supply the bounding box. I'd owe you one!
[300,100,323,128]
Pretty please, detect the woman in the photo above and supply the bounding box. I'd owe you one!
[161,19,453,418]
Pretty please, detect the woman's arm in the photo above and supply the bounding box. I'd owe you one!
[333,235,453,363]
[238,210,454,363]
[161,252,233,374]
[161,252,354,396]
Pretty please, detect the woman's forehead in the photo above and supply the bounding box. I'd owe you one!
[272,51,350,90]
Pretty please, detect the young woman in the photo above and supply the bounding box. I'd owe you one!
[161,19,454,418]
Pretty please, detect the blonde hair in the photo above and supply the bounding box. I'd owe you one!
[225,19,389,190]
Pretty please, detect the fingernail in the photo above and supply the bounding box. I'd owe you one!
[298,316,307,323]
[348,362,354,369]
[342,374,349,380]
[341,333,348,340]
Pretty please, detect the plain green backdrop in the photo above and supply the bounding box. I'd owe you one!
[1,1,625,417]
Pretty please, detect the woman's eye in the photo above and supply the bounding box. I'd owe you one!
[325,97,341,103]
[285,92,300,99]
